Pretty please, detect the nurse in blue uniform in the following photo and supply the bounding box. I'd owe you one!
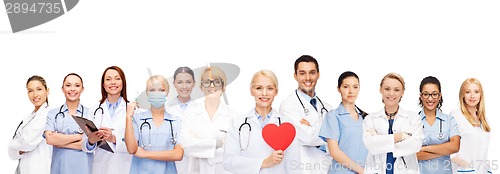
[44,73,97,174]
[124,75,183,174]
[416,76,460,174]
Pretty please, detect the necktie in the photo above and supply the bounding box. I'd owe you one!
[310,98,317,111]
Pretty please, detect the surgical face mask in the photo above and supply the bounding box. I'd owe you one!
[147,92,167,109]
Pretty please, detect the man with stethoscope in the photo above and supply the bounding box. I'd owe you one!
[81,66,133,174]
[279,55,333,174]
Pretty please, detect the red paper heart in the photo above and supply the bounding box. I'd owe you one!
[262,122,296,151]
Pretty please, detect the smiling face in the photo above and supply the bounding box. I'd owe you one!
[174,72,195,99]
[420,83,441,112]
[338,76,359,105]
[463,83,481,108]
[62,74,84,102]
[251,75,278,109]
[380,77,404,107]
[103,69,123,97]
[27,80,49,108]
[294,62,320,97]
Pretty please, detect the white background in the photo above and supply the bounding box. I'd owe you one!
[1,0,499,172]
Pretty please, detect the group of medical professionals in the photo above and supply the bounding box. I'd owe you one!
[8,55,492,174]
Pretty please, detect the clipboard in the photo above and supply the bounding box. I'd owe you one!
[71,116,114,153]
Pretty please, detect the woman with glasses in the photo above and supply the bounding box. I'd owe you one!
[450,78,491,174]
[181,66,238,174]
[9,75,52,174]
[124,75,184,174]
[82,66,133,174]
[44,73,100,174]
[363,72,424,174]
[223,70,300,174]
[416,76,460,174]
[167,66,199,174]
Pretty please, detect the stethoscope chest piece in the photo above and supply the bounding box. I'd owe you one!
[437,132,444,140]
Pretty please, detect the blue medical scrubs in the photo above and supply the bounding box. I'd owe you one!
[319,103,368,174]
[419,110,460,174]
[129,110,181,174]
[45,103,93,174]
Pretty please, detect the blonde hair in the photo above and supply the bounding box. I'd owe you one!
[380,72,405,90]
[146,75,170,94]
[200,66,227,91]
[250,70,279,92]
[459,78,490,132]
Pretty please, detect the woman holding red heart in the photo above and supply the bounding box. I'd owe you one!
[223,70,300,174]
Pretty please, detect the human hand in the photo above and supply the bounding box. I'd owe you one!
[127,102,138,117]
[300,118,311,126]
[262,150,284,168]
[215,137,224,149]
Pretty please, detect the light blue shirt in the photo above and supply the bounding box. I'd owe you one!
[130,110,182,174]
[255,111,272,128]
[176,97,190,112]
[105,96,122,119]
[45,103,93,174]
[319,103,368,174]
[418,109,460,174]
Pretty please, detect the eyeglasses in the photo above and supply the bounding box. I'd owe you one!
[421,92,440,99]
[201,79,223,88]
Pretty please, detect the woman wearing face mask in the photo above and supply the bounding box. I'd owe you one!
[167,66,199,174]
[450,78,491,174]
[362,72,424,174]
[9,75,52,174]
[182,66,239,174]
[125,75,184,174]
[416,76,460,174]
[223,70,300,174]
[44,73,101,174]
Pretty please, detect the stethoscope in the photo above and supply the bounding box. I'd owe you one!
[55,104,84,134]
[420,111,444,140]
[238,116,281,150]
[295,90,328,116]
[94,101,127,127]
[139,118,176,148]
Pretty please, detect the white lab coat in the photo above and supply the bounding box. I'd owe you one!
[223,108,302,174]
[449,109,491,174]
[279,91,333,174]
[82,98,132,174]
[8,103,52,174]
[181,100,238,174]
[166,98,200,174]
[362,108,424,174]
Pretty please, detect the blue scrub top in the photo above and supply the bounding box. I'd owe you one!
[129,110,182,174]
[319,103,368,174]
[45,103,93,174]
[418,109,460,174]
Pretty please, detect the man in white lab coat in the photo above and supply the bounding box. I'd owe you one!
[279,55,333,174]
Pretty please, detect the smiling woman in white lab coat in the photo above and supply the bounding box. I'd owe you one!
[82,66,133,174]
[9,75,52,174]
[362,72,424,174]
[167,66,200,174]
[224,70,301,174]
[449,78,491,174]
[182,66,238,174]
